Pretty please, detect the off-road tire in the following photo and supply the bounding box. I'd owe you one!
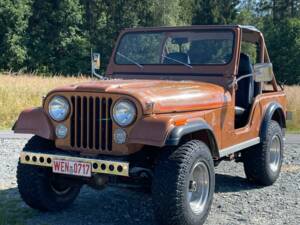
[17,136,81,211]
[152,140,215,225]
[242,120,284,186]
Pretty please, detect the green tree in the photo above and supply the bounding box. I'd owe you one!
[151,0,187,26]
[0,0,32,71]
[263,18,300,84]
[27,0,89,74]
[80,0,164,71]
[242,0,300,84]
[192,0,240,25]
[257,0,300,22]
[0,0,299,82]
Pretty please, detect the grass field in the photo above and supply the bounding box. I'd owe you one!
[284,85,300,132]
[0,73,299,132]
[0,73,90,130]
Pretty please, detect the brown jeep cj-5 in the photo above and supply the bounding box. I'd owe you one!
[13,25,287,225]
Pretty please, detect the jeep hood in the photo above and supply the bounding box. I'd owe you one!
[50,79,230,114]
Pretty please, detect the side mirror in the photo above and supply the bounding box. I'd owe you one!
[90,51,104,79]
[253,63,274,82]
[92,53,101,70]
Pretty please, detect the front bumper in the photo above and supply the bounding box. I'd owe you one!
[20,151,129,177]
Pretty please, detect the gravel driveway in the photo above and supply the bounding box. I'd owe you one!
[0,137,299,225]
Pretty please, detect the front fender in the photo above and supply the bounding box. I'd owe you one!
[128,116,217,150]
[13,107,55,140]
[128,116,174,147]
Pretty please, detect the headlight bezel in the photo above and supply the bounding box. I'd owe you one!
[48,96,70,122]
[112,99,137,127]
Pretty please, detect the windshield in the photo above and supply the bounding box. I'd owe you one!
[115,30,234,66]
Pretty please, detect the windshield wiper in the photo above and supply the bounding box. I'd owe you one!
[162,54,193,68]
[117,52,144,69]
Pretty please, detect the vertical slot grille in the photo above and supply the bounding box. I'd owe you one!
[70,95,113,151]
[101,99,106,150]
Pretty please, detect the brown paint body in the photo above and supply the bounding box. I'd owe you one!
[14,25,287,157]
[14,107,55,140]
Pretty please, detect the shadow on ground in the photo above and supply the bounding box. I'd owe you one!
[215,174,262,193]
[0,173,258,225]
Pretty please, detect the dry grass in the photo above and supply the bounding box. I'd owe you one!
[0,73,299,132]
[284,85,300,132]
[0,73,91,129]
[284,85,300,110]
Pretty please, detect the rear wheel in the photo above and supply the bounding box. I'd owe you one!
[242,120,284,186]
[17,136,81,211]
[152,140,215,225]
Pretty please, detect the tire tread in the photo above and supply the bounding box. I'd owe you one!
[152,140,215,225]
[243,120,283,186]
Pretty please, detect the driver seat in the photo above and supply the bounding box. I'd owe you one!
[235,53,254,118]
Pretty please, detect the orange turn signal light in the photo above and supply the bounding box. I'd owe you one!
[174,119,187,126]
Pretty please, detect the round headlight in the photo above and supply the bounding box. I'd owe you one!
[113,100,136,127]
[48,96,69,121]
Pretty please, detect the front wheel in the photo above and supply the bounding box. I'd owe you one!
[17,162,81,211]
[152,140,215,225]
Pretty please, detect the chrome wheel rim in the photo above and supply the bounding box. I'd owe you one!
[269,135,281,172]
[187,161,210,215]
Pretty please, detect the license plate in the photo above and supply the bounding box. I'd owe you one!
[52,159,92,177]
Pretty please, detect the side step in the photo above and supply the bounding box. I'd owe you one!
[20,152,129,177]
[219,137,260,158]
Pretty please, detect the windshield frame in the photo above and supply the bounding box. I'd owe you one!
[107,26,240,77]
[114,29,236,67]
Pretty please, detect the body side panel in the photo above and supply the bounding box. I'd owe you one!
[220,91,286,152]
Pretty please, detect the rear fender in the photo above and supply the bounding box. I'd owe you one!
[260,102,286,139]
[13,107,55,140]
